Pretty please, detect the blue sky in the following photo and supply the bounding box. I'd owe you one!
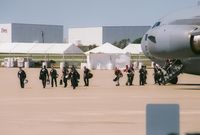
[0,0,198,36]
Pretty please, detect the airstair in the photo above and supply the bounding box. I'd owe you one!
[160,60,184,85]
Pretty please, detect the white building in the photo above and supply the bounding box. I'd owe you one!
[0,23,63,43]
[68,26,150,46]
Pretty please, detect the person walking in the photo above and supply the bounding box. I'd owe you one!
[113,67,123,86]
[39,65,49,88]
[139,66,145,85]
[83,66,90,86]
[69,66,80,89]
[62,66,69,88]
[124,65,130,86]
[50,66,58,87]
[129,64,135,85]
[153,63,159,84]
[17,67,26,88]
[144,65,148,84]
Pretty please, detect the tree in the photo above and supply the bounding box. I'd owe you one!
[113,38,130,49]
[132,37,142,44]
[78,44,97,52]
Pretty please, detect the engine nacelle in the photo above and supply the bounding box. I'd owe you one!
[190,35,200,54]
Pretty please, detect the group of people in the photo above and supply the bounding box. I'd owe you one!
[113,64,135,86]
[113,64,148,86]
[18,63,172,89]
[17,65,92,89]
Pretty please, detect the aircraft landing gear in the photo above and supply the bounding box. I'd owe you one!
[169,77,178,84]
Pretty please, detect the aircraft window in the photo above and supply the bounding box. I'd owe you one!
[148,36,156,43]
[152,21,161,28]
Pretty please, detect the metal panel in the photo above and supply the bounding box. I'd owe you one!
[11,23,63,43]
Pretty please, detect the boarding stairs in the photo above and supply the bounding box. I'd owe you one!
[160,60,184,85]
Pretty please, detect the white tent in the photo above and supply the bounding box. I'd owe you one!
[0,43,16,53]
[123,44,143,54]
[85,43,130,70]
[85,42,124,54]
[0,43,83,54]
[12,43,35,53]
[28,43,52,54]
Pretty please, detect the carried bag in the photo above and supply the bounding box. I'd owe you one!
[113,77,118,82]
[46,79,50,85]
[88,73,93,79]
[24,79,28,84]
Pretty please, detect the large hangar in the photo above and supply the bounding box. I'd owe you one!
[0,23,63,43]
[68,26,150,46]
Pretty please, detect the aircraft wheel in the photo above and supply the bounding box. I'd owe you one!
[169,77,178,84]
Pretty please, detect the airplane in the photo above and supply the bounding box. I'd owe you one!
[141,5,200,84]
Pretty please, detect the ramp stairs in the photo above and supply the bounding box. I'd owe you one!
[160,60,183,85]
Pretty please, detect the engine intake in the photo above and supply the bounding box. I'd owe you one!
[190,35,200,54]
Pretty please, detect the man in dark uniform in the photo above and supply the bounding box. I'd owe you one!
[69,66,80,89]
[62,66,69,88]
[153,63,159,84]
[83,66,90,86]
[129,64,135,85]
[139,65,145,85]
[17,67,26,88]
[39,65,49,88]
[50,66,58,87]
[144,65,148,84]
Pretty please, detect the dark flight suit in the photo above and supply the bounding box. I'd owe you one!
[39,68,49,88]
[154,66,159,84]
[139,68,145,85]
[69,69,80,89]
[84,68,90,86]
[18,69,26,88]
[62,67,69,88]
[129,67,135,85]
[50,68,58,87]
[144,67,147,84]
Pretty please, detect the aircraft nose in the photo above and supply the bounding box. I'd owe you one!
[141,33,154,59]
[143,25,198,59]
[142,27,169,59]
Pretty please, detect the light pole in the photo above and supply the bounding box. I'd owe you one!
[41,31,44,43]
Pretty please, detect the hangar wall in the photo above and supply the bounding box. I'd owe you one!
[0,23,63,43]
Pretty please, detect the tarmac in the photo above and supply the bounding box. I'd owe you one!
[0,68,200,135]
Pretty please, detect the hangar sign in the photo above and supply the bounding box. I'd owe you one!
[1,28,8,33]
